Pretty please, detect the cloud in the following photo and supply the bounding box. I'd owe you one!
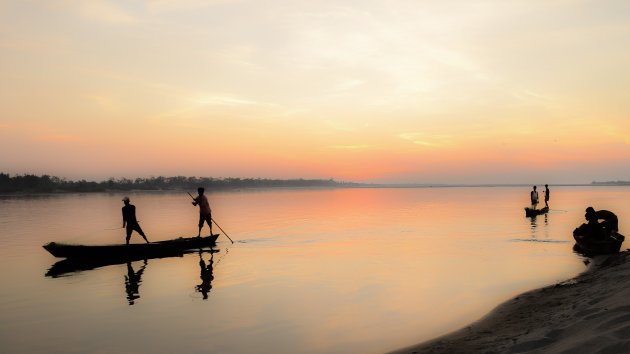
[55,0,141,24]
[147,0,242,11]
[329,79,366,93]
[195,95,259,106]
[34,134,83,143]
[329,144,370,151]
[322,119,359,133]
[398,132,453,148]
[85,94,117,110]
[511,89,552,108]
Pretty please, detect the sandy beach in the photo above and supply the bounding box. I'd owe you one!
[390,250,630,354]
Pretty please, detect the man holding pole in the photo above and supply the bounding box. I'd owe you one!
[191,187,213,237]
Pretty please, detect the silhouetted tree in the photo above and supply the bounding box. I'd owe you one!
[0,172,357,193]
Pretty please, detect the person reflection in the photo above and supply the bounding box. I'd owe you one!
[125,260,147,305]
[196,252,214,300]
[529,213,538,238]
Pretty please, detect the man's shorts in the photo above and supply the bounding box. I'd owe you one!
[199,213,212,228]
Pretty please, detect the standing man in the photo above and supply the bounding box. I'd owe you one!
[192,187,213,237]
[544,184,550,207]
[530,186,539,208]
[122,196,149,244]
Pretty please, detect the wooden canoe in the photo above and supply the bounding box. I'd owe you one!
[573,227,624,255]
[524,206,549,217]
[43,234,219,260]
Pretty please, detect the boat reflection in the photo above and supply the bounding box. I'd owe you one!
[528,213,549,239]
[45,249,221,306]
[45,248,218,278]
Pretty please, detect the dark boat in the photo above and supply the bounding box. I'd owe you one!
[524,206,549,217]
[573,225,624,255]
[43,234,220,260]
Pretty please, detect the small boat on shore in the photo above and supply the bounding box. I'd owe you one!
[525,206,549,217]
[43,234,219,260]
[573,226,624,255]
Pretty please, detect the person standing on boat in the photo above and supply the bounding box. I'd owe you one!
[192,187,213,237]
[544,184,550,207]
[585,207,618,236]
[530,186,539,208]
[122,196,150,245]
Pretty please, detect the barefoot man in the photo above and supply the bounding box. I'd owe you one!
[192,187,213,237]
[122,196,149,244]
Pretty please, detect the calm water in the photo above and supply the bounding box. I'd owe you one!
[0,186,628,354]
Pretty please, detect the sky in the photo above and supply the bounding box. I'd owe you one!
[0,0,629,184]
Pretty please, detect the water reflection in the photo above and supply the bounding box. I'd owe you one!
[529,213,549,239]
[195,251,214,300]
[45,249,215,278]
[46,249,221,305]
[125,260,147,305]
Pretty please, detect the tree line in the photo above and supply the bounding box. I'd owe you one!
[0,173,358,193]
[591,181,630,186]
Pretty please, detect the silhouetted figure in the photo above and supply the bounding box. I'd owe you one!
[578,211,605,239]
[122,196,149,244]
[586,207,618,237]
[196,252,214,300]
[544,184,550,207]
[530,186,539,208]
[125,260,147,305]
[192,187,213,237]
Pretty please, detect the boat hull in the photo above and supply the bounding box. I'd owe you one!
[43,235,219,260]
[573,227,624,255]
[525,206,549,217]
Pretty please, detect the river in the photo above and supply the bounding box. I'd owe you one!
[0,186,627,353]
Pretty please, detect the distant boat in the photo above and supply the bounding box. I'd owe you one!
[43,234,219,260]
[524,206,549,217]
[573,226,624,255]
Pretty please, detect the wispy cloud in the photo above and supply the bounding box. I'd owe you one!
[55,0,141,24]
[147,0,242,11]
[34,134,83,143]
[398,132,453,148]
[329,144,370,151]
[194,95,259,106]
[511,89,552,107]
[324,120,358,132]
[85,94,118,110]
[329,79,366,93]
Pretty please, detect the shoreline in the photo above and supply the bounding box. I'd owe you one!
[389,250,630,354]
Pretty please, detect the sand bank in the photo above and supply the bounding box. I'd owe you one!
[390,251,630,354]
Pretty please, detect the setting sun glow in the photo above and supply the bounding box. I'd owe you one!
[1,1,629,183]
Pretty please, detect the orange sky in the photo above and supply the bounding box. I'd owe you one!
[1,1,629,183]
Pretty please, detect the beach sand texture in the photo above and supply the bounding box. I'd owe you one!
[390,250,630,354]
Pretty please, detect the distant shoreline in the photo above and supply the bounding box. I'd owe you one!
[2,172,629,194]
[0,173,356,194]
